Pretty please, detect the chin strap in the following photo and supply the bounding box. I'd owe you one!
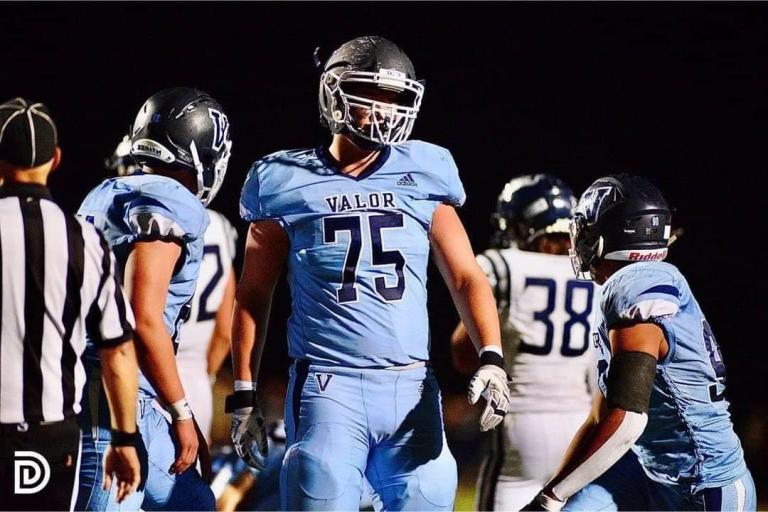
[189,140,207,203]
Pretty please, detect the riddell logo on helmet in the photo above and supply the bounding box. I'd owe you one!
[629,251,666,261]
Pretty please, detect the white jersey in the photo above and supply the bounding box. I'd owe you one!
[176,210,238,374]
[477,247,597,414]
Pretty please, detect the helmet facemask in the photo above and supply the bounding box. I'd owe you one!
[322,69,424,146]
[190,136,231,207]
[569,214,602,281]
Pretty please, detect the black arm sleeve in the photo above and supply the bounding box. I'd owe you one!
[606,351,657,413]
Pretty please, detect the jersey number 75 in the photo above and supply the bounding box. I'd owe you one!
[323,213,406,303]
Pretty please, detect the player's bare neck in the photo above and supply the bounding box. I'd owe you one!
[328,135,380,177]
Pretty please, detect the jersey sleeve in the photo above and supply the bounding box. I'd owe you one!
[124,180,208,245]
[239,160,267,222]
[476,249,510,310]
[83,224,135,347]
[241,157,290,225]
[602,266,682,328]
[435,147,467,207]
[476,253,498,292]
[240,156,293,226]
[241,150,316,227]
[210,210,239,264]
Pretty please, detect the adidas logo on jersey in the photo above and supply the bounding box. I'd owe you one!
[397,173,418,186]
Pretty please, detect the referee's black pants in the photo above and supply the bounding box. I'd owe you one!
[0,417,81,511]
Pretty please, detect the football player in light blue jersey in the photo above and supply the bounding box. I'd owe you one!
[524,175,755,511]
[452,175,597,511]
[75,88,231,511]
[228,36,512,510]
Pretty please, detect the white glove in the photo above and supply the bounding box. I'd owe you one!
[468,364,511,432]
[230,405,268,471]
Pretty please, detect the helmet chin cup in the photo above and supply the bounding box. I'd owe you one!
[346,130,384,151]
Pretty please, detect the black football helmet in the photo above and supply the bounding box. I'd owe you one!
[569,174,672,279]
[318,36,424,147]
[491,174,577,249]
[129,87,232,206]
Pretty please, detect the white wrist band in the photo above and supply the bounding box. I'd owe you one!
[167,398,193,421]
[234,380,257,392]
[478,345,503,358]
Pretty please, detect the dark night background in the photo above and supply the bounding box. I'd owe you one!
[2,2,766,506]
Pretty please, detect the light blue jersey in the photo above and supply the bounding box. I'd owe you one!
[593,261,748,493]
[240,141,465,368]
[78,173,209,397]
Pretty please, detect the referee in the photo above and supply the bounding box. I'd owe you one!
[0,98,141,511]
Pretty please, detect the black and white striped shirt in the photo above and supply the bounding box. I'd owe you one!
[0,183,134,424]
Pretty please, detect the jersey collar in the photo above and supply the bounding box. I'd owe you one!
[316,145,392,181]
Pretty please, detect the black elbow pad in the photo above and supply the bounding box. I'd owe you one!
[606,351,657,414]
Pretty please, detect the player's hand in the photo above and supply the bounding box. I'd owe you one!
[468,363,511,432]
[230,404,268,471]
[520,491,565,511]
[102,445,141,503]
[170,417,199,474]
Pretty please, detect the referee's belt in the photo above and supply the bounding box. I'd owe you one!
[0,416,77,433]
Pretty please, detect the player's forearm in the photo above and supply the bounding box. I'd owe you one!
[99,341,139,433]
[133,319,186,406]
[230,221,285,387]
[207,331,231,377]
[551,411,600,477]
[543,407,646,501]
[449,269,501,352]
[231,297,270,384]
[209,270,235,376]
[539,350,656,505]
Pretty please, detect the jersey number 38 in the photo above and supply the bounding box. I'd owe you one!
[520,277,594,358]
